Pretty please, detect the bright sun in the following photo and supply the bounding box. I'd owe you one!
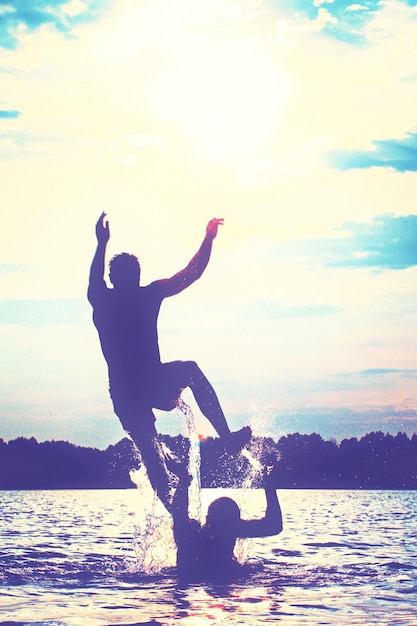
[152,40,289,161]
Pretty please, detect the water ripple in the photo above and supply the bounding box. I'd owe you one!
[1,489,416,625]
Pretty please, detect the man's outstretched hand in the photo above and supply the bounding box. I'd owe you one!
[96,211,110,245]
[206,217,224,240]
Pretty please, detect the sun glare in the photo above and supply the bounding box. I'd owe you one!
[152,41,289,161]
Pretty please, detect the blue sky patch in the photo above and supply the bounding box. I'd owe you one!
[294,214,417,271]
[329,131,417,172]
[0,0,109,49]
[266,0,380,44]
[0,109,20,118]
[327,214,417,269]
[0,298,91,326]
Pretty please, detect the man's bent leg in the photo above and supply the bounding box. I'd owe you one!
[172,361,252,450]
[157,360,231,438]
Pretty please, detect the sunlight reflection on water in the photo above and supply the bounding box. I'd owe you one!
[1,489,416,625]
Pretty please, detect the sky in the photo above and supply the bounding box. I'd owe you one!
[1,0,417,448]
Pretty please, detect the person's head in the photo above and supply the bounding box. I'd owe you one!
[205,497,240,536]
[203,497,241,562]
[109,253,140,289]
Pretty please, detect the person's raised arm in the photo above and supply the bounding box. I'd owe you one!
[167,457,193,542]
[237,467,283,539]
[87,212,110,304]
[157,218,224,298]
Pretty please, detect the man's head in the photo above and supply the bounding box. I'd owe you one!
[109,253,141,288]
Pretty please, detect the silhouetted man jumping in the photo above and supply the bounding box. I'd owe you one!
[88,213,251,510]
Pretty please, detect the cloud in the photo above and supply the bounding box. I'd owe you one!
[296,214,417,271]
[0,262,25,276]
[329,131,417,172]
[249,300,339,320]
[129,134,167,150]
[279,0,378,43]
[268,404,417,442]
[314,0,335,6]
[358,368,417,377]
[0,0,108,49]
[345,4,369,11]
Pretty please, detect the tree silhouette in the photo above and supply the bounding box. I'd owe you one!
[0,436,139,489]
[0,431,416,490]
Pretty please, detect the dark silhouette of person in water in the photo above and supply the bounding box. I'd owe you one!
[88,212,251,510]
[168,458,283,579]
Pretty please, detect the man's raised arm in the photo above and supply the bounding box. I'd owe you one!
[87,212,110,304]
[157,218,224,298]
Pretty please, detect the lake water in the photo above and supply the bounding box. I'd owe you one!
[1,487,416,625]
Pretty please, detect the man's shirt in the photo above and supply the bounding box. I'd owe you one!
[89,282,165,389]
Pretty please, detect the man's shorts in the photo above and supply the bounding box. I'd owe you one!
[109,360,192,434]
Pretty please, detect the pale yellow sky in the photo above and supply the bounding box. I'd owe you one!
[1,0,417,446]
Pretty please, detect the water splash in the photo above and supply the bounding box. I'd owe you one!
[177,397,202,522]
[130,465,176,574]
[130,399,203,573]
[234,445,265,564]
[241,447,263,471]
[241,447,263,486]
[130,403,269,571]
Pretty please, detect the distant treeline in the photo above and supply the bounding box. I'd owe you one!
[0,430,416,490]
